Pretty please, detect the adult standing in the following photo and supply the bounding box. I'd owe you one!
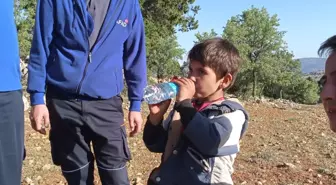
[28,0,147,184]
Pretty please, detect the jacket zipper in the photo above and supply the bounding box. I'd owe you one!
[76,52,91,94]
[76,0,123,94]
[75,0,92,94]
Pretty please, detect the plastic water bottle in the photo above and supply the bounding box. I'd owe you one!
[143,82,179,104]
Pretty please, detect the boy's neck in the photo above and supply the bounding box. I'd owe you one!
[193,94,225,111]
[194,96,224,104]
[196,91,225,103]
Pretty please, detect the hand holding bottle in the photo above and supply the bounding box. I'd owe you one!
[173,77,196,103]
[148,99,172,125]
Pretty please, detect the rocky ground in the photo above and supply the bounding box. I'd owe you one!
[21,99,336,185]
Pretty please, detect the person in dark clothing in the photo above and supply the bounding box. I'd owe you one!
[28,0,147,184]
[0,1,25,185]
[143,38,249,185]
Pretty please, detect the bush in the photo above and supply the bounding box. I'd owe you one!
[283,77,320,104]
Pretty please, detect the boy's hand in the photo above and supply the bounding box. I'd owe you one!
[148,99,171,125]
[174,77,195,103]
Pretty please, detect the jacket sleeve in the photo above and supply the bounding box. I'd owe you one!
[27,0,54,105]
[143,116,168,153]
[175,99,243,156]
[123,1,147,112]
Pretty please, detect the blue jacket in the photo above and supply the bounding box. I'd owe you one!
[0,0,21,91]
[27,0,147,111]
[143,100,249,185]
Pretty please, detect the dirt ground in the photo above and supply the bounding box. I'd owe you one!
[21,100,336,185]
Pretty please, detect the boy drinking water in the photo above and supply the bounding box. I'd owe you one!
[143,38,249,185]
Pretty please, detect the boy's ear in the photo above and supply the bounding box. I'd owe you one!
[220,73,233,89]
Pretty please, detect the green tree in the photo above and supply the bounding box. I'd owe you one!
[140,0,200,35]
[283,75,319,104]
[193,6,320,104]
[148,35,184,81]
[194,29,218,44]
[223,6,285,97]
[140,0,200,77]
[261,49,300,98]
[15,0,37,58]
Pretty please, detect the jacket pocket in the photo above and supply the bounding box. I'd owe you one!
[121,126,131,160]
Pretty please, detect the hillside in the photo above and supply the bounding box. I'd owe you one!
[299,57,326,74]
[21,99,336,185]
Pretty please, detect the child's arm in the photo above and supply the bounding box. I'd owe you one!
[175,100,245,156]
[142,116,168,153]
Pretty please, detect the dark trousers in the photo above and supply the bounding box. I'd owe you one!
[46,90,131,185]
[0,90,24,185]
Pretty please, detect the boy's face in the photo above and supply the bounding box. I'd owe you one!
[321,52,336,132]
[188,60,232,101]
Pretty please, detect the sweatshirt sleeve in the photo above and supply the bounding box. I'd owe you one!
[143,116,168,153]
[123,1,147,112]
[27,0,54,105]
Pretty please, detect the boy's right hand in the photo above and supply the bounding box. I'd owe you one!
[148,99,171,125]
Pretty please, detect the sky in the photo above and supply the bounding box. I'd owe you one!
[176,0,336,61]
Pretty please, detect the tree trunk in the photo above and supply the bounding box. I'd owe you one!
[259,86,264,98]
[252,70,257,97]
[157,69,162,83]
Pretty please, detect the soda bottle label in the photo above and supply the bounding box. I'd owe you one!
[143,82,179,104]
[168,82,179,95]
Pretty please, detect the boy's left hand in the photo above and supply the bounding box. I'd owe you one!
[174,77,195,102]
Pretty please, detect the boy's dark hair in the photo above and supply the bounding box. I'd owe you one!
[318,35,336,57]
[188,37,242,89]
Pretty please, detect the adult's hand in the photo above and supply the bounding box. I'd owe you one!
[30,105,50,135]
[128,111,143,137]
